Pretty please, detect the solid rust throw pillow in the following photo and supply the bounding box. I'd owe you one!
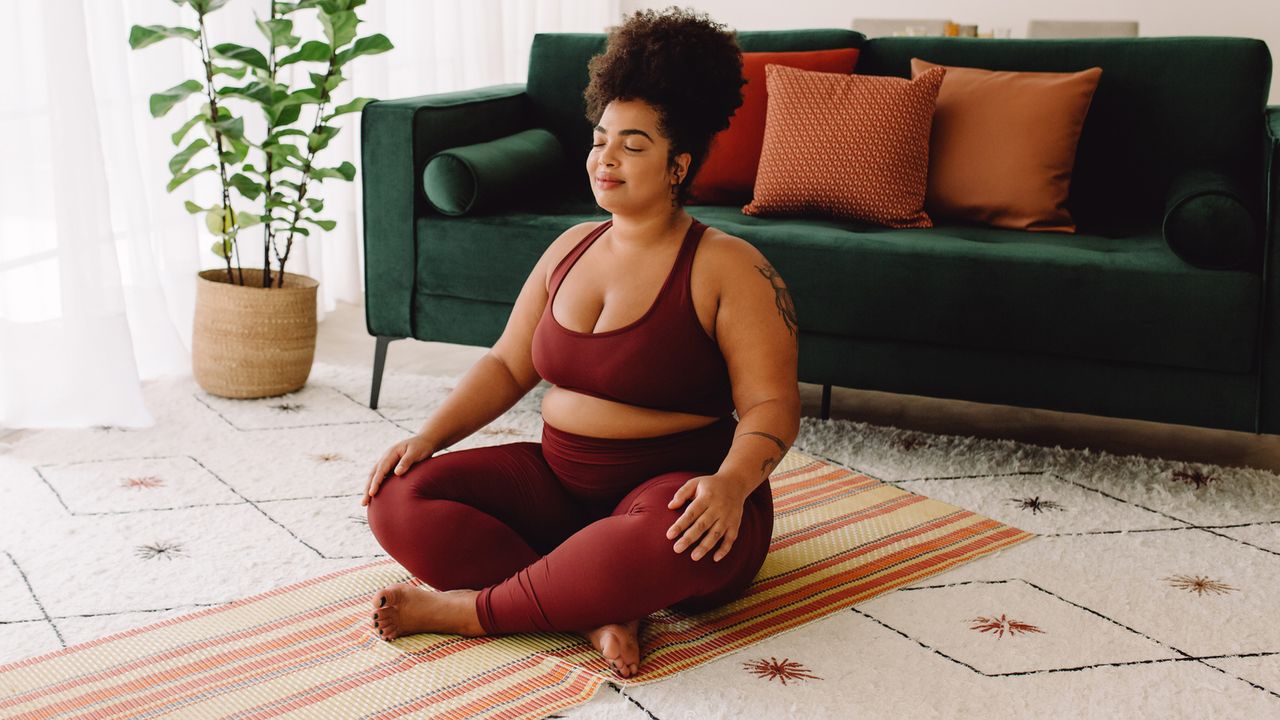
[742,64,946,228]
[687,48,861,206]
[910,58,1102,233]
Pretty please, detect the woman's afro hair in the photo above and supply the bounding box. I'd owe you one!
[583,6,745,205]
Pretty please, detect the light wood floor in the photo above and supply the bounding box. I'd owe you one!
[320,300,1280,474]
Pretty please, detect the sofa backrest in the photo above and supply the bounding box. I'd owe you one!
[526,31,1272,231]
[858,37,1273,232]
[526,29,864,202]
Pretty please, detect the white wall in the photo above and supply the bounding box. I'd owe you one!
[619,0,1280,104]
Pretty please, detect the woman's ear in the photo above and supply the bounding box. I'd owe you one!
[672,152,692,183]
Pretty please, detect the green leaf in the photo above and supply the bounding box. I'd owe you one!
[320,10,358,49]
[266,128,308,144]
[277,87,323,110]
[184,200,207,214]
[190,0,233,15]
[323,97,373,120]
[305,197,324,212]
[278,40,330,67]
[256,17,301,48]
[266,102,303,127]
[209,115,245,141]
[219,80,274,106]
[303,217,337,232]
[170,113,206,146]
[265,142,304,172]
[128,25,199,50]
[167,164,216,192]
[169,138,209,175]
[212,64,249,79]
[335,34,392,66]
[207,205,242,235]
[221,136,250,165]
[309,160,356,182]
[307,125,340,153]
[212,43,270,72]
[211,239,233,259]
[206,207,227,236]
[276,179,302,191]
[236,212,264,229]
[149,80,203,118]
[277,1,323,13]
[228,173,262,200]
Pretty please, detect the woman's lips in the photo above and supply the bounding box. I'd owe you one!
[596,178,624,190]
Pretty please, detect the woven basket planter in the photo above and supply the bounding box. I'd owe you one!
[192,268,319,399]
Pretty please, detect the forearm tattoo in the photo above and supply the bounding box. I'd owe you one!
[740,431,789,481]
[741,431,787,453]
[760,455,780,480]
[755,262,798,338]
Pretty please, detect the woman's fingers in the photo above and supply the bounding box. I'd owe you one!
[689,522,727,561]
[712,527,739,562]
[673,513,712,553]
[362,446,405,505]
[667,502,702,544]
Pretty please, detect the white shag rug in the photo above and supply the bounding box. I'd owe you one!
[2,362,1279,718]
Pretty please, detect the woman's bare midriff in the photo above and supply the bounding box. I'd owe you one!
[541,385,723,439]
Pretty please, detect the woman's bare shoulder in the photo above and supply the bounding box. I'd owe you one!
[541,220,608,291]
[698,225,773,288]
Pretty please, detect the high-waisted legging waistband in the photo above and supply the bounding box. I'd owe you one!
[540,415,739,510]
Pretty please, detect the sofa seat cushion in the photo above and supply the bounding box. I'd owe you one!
[691,207,1259,374]
[416,205,1258,374]
[416,198,608,307]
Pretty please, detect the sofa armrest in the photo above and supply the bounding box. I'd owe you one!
[1162,168,1260,270]
[1255,107,1280,432]
[360,84,531,338]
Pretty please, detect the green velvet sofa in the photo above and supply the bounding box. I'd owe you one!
[360,29,1280,434]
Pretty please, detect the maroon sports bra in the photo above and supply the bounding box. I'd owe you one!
[531,218,735,418]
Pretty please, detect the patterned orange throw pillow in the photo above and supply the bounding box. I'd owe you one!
[742,64,946,228]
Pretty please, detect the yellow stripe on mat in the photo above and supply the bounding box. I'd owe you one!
[0,449,1035,719]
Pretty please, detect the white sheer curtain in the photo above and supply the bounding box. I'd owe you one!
[0,0,620,431]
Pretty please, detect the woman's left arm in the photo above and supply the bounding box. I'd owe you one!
[666,237,801,562]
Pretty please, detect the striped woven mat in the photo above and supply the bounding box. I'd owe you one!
[0,449,1034,719]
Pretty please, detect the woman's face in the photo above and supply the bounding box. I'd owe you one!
[587,99,690,214]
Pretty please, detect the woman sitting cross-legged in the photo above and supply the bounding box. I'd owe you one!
[361,7,800,680]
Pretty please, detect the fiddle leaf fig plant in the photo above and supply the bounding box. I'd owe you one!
[129,0,391,287]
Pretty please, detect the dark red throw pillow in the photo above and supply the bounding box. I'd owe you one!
[687,48,860,206]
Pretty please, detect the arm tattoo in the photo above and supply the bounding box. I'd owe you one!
[740,431,787,453]
[760,455,780,480]
[755,262,798,338]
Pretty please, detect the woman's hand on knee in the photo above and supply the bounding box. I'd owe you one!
[362,435,438,506]
[665,474,749,563]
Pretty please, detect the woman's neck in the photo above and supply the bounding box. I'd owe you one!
[607,208,691,251]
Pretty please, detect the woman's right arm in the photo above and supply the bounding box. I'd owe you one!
[362,221,597,506]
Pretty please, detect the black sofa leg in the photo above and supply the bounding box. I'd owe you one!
[821,384,832,420]
[370,336,400,410]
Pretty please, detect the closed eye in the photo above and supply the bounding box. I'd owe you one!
[592,142,643,152]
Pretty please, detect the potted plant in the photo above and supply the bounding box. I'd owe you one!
[129,0,391,398]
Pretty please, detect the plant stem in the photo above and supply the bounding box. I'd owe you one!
[197,12,239,285]
[276,68,334,287]
[262,0,277,288]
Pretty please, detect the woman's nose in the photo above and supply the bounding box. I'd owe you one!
[599,142,620,166]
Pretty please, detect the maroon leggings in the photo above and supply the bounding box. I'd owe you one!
[365,415,773,634]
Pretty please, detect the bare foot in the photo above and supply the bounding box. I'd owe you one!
[371,583,484,640]
[582,618,643,678]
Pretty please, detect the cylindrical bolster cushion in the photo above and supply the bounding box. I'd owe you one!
[1162,169,1259,270]
[422,128,564,216]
